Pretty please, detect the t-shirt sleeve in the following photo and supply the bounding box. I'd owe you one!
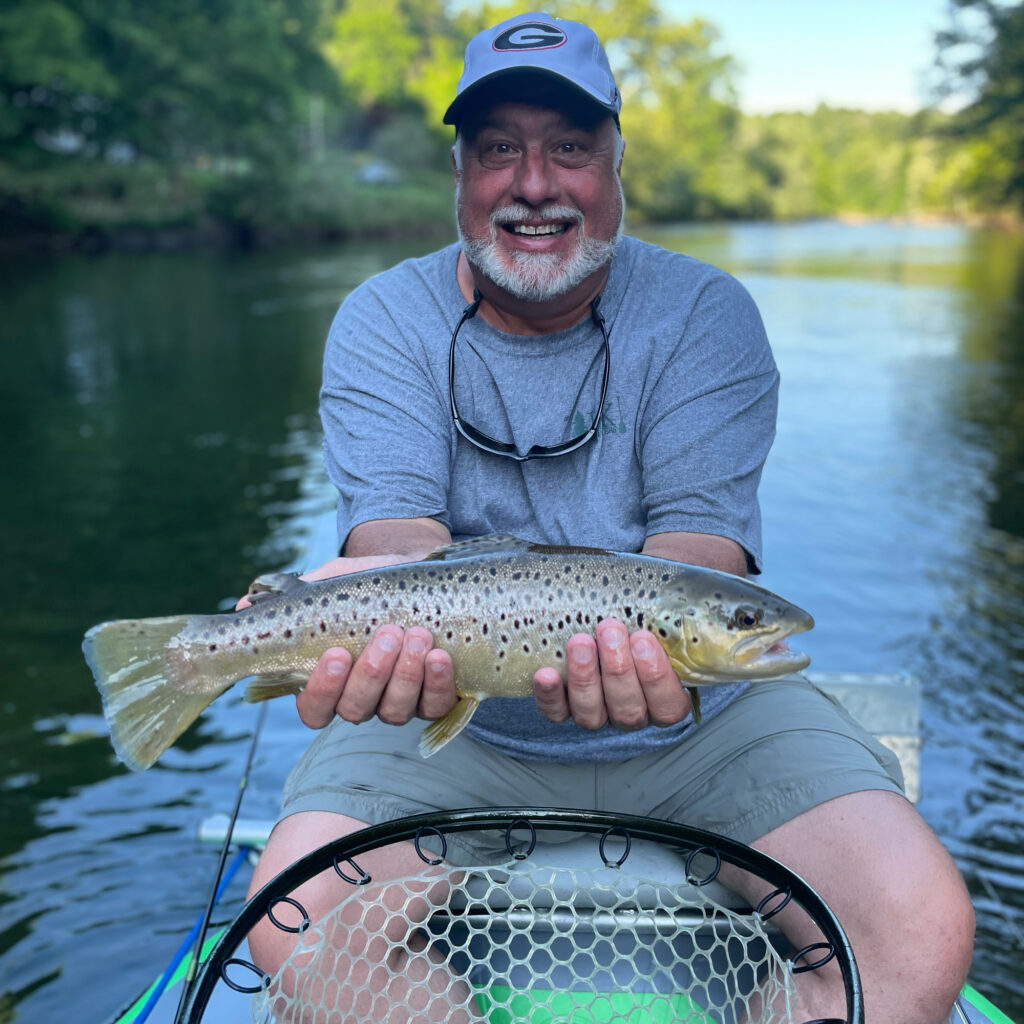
[319,283,452,551]
[638,270,778,573]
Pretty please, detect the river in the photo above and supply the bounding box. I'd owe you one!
[0,221,1021,1021]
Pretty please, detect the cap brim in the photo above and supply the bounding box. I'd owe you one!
[443,67,618,126]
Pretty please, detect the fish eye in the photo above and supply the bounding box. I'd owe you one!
[732,606,764,629]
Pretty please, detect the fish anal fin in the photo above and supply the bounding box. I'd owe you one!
[418,695,481,757]
[422,535,528,561]
[244,672,308,703]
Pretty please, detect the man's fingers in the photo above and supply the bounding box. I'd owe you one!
[564,634,608,729]
[595,619,647,730]
[533,666,571,723]
[297,647,352,729]
[335,626,404,723]
[630,630,691,725]
[376,627,434,725]
[418,649,458,720]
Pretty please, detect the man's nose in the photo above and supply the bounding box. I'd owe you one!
[511,148,559,207]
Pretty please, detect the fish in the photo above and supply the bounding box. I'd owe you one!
[83,534,814,771]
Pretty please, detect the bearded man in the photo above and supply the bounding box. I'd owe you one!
[247,13,974,1022]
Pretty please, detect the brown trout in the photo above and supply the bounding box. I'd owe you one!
[83,535,813,770]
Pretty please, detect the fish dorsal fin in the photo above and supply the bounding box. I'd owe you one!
[527,542,616,557]
[423,534,531,561]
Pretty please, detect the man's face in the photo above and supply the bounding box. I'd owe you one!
[455,101,624,303]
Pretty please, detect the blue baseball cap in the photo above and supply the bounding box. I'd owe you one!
[443,12,621,127]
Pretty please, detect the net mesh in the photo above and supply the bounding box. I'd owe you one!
[250,857,796,1024]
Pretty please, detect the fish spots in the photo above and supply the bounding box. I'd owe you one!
[283,629,293,639]
[208,643,218,652]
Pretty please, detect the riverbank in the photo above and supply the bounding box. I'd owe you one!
[0,154,457,254]
[3,152,1020,256]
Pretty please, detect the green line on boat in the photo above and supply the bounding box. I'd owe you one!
[474,984,714,1023]
[111,928,225,1024]
[962,984,1018,1024]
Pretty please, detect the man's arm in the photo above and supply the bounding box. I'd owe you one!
[641,530,747,576]
[532,530,749,730]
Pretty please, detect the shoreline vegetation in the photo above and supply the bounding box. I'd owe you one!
[2,1,1021,253]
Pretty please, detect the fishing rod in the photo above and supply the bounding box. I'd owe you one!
[164,701,269,1024]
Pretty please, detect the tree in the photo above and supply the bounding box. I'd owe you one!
[935,0,1024,209]
[0,0,335,170]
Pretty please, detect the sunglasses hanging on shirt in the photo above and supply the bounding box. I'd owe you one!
[448,290,611,462]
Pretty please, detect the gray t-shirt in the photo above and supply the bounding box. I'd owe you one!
[320,235,779,762]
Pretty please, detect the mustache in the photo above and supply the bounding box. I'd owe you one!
[489,204,584,230]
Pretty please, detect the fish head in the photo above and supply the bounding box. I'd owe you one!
[650,572,814,683]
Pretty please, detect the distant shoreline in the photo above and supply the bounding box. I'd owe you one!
[3,210,1019,258]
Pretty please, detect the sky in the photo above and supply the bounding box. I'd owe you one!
[662,0,960,113]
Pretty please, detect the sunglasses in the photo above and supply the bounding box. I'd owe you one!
[448,290,611,462]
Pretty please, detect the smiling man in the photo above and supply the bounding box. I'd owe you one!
[247,13,974,1023]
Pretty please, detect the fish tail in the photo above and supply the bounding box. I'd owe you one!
[83,615,229,771]
[419,695,481,757]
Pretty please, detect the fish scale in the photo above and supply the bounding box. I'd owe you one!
[83,535,814,770]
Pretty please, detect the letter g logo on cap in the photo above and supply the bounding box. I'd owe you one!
[493,22,567,51]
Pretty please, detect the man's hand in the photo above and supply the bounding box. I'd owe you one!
[532,617,691,730]
[235,546,458,731]
[297,627,457,729]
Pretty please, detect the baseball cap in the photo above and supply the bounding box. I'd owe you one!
[443,12,621,127]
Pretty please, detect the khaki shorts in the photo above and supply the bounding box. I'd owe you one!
[280,674,905,865]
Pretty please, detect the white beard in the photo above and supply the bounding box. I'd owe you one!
[456,185,624,303]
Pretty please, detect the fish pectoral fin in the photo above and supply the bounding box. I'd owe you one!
[244,672,308,703]
[422,535,529,561]
[419,694,481,757]
[687,687,702,725]
[246,571,308,602]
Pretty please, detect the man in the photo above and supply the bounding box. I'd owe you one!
[248,12,974,1022]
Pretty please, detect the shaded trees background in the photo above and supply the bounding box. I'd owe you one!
[0,0,1021,246]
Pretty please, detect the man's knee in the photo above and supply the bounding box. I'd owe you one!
[246,811,371,974]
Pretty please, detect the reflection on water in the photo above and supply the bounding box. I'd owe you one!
[0,223,1022,1020]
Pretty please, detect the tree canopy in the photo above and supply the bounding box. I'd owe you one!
[0,0,1021,244]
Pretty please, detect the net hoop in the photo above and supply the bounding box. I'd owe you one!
[177,807,863,1024]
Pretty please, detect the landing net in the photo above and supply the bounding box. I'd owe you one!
[181,809,861,1024]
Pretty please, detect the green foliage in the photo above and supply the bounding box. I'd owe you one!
[0,0,335,169]
[0,0,1021,245]
[935,0,1024,210]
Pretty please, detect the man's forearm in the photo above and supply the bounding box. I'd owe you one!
[641,530,748,577]
[344,517,452,560]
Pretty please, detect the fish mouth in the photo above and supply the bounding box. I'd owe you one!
[731,618,814,676]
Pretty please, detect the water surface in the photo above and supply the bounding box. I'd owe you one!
[1,221,1021,1020]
